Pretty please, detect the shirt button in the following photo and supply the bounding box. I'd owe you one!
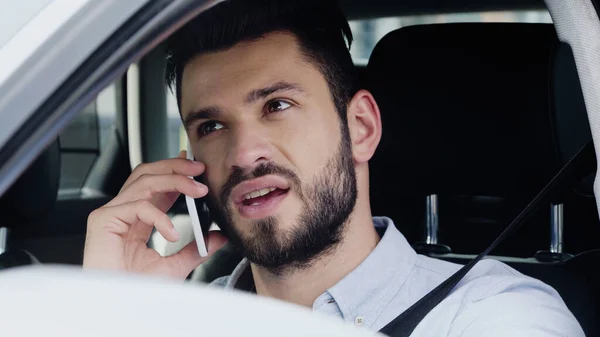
[354,316,365,327]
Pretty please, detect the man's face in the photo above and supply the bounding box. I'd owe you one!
[180,32,357,273]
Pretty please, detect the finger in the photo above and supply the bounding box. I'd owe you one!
[108,174,208,209]
[206,231,229,255]
[167,231,229,276]
[122,158,205,192]
[179,150,187,159]
[94,200,180,243]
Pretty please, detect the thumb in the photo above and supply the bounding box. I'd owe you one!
[167,231,229,277]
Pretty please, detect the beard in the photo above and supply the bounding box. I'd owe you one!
[206,126,357,276]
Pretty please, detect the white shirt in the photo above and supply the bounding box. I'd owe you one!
[213,217,585,336]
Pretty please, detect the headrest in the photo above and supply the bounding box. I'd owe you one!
[366,23,590,200]
[0,140,61,226]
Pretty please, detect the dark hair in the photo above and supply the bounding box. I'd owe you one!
[164,0,358,121]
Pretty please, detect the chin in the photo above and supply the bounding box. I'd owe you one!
[235,215,288,239]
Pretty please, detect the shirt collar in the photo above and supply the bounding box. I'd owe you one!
[324,217,416,328]
[224,217,418,328]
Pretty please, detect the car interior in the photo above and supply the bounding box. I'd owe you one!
[0,0,599,335]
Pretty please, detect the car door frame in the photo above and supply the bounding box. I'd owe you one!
[0,0,221,197]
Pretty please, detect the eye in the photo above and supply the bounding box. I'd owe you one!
[198,121,224,136]
[266,100,292,114]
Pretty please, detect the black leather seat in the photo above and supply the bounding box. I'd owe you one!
[366,23,597,257]
[366,23,598,336]
[0,139,61,268]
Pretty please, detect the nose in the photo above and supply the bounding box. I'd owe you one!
[225,124,272,172]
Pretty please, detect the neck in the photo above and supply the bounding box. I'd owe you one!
[250,205,380,307]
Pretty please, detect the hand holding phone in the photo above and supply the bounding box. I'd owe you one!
[185,142,209,257]
[84,150,215,279]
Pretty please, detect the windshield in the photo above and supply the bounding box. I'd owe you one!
[0,0,53,48]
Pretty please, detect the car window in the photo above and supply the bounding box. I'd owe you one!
[166,87,185,159]
[57,84,117,197]
[349,10,553,63]
[0,0,53,48]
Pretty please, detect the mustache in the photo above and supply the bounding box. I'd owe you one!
[220,162,302,206]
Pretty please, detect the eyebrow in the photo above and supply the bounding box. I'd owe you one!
[246,81,305,104]
[183,81,305,131]
[183,106,222,131]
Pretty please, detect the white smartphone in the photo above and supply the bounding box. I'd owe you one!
[185,141,209,257]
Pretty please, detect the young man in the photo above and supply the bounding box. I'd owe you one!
[83,0,584,335]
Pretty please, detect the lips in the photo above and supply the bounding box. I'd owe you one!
[241,188,288,206]
[231,175,290,204]
[230,175,291,219]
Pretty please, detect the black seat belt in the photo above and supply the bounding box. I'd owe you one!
[379,140,596,337]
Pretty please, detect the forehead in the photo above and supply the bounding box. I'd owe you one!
[180,32,323,115]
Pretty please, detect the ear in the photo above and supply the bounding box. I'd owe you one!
[346,90,382,164]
